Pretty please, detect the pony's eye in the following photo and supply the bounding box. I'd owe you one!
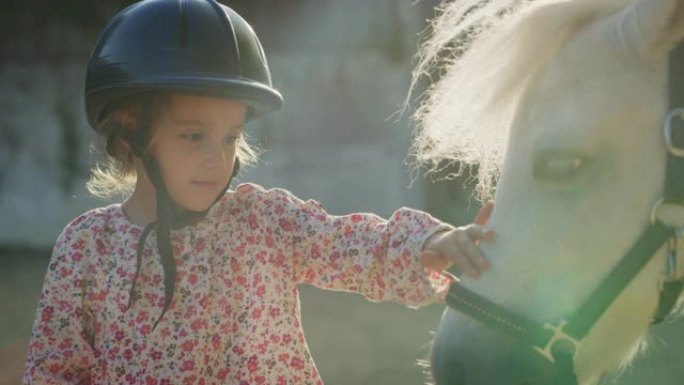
[533,152,586,182]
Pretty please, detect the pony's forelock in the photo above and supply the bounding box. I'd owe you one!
[410,0,628,200]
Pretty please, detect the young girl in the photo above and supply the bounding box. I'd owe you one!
[23,1,494,384]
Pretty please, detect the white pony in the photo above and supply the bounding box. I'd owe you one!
[412,0,684,384]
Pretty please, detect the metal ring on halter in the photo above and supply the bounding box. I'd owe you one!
[663,108,684,157]
[651,197,665,225]
[666,228,684,280]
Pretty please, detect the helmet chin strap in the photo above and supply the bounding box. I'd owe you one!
[126,100,240,330]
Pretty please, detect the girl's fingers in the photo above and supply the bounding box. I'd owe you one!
[454,230,489,271]
[465,224,496,242]
[451,244,482,278]
[422,224,495,279]
[474,200,494,226]
[420,250,452,272]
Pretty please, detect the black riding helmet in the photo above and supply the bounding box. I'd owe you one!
[85,0,283,127]
[84,0,283,329]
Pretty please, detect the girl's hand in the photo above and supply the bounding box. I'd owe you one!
[420,201,495,279]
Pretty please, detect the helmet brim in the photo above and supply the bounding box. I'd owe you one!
[86,75,283,129]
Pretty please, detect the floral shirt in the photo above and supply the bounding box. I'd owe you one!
[24,183,451,385]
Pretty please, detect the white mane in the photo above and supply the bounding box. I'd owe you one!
[410,0,628,199]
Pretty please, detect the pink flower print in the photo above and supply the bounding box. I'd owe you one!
[344,225,354,238]
[59,267,73,278]
[116,266,128,279]
[181,340,195,353]
[272,251,285,267]
[58,337,73,350]
[73,239,85,251]
[199,294,209,308]
[194,237,206,252]
[40,306,54,323]
[290,357,305,370]
[150,350,162,360]
[247,355,259,372]
[217,368,230,380]
[268,307,280,319]
[140,324,151,336]
[107,347,119,361]
[255,250,267,263]
[311,244,321,260]
[211,334,221,350]
[136,310,149,324]
[247,213,258,229]
[71,252,83,263]
[230,258,240,273]
[278,218,293,232]
[180,359,195,372]
[265,234,275,248]
[251,306,263,320]
[172,242,185,255]
[305,268,316,282]
[277,353,290,364]
[256,285,266,298]
[236,276,247,287]
[232,344,244,356]
[125,373,136,384]
[256,340,269,355]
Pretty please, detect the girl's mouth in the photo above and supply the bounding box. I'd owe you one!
[191,181,220,188]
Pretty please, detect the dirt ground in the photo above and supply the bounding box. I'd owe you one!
[1,253,682,385]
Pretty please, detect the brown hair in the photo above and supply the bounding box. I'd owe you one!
[86,93,261,198]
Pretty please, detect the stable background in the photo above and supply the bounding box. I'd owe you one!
[1,1,682,384]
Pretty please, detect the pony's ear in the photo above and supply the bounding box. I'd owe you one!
[621,0,684,59]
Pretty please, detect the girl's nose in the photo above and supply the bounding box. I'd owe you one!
[202,141,229,166]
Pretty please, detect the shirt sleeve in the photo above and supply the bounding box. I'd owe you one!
[23,219,96,385]
[270,187,453,307]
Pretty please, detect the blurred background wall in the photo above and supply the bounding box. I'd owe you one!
[0,1,682,384]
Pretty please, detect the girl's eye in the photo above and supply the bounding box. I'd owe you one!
[182,133,203,142]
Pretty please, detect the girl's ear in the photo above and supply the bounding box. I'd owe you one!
[118,136,133,154]
[620,0,684,59]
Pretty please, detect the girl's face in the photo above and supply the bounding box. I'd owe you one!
[149,93,246,212]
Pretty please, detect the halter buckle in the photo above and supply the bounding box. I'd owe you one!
[532,320,581,364]
[663,108,684,157]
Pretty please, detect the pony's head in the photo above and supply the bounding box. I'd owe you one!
[414,0,684,384]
